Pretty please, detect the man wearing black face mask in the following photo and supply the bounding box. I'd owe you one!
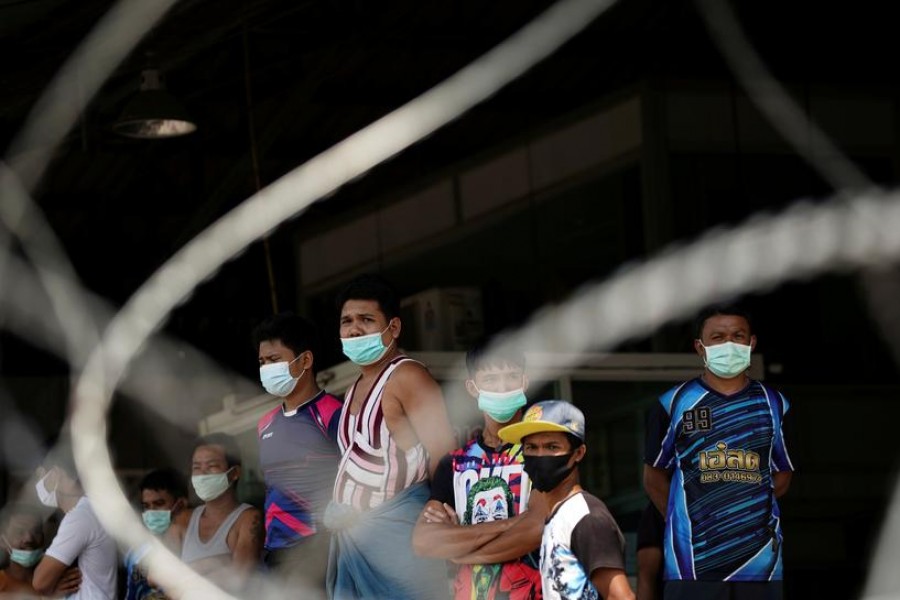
[499,400,635,600]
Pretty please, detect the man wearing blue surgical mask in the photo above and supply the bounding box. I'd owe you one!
[252,312,342,599]
[643,304,796,600]
[124,468,190,600]
[326,273,456,600]
[0,503,75,596]
[413,340,546,600]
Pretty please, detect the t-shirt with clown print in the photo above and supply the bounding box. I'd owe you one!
[430,435,543,600]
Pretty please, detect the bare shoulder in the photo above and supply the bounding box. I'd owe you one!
[389,360,439,390]
[174,507,194,527]
[394,359,434,378]
[233,506,264,546]
[238,505,263,527]
[163,509,191,549]
[386,361,444,411]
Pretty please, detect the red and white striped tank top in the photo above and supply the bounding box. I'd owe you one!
[333,356,429,511]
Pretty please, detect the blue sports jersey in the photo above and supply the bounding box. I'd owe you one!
[124,544,164,600]
[644,378,794,582]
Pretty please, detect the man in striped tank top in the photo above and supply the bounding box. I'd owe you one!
[326,274,457,600]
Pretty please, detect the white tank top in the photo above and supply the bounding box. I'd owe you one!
[180,503,252,564]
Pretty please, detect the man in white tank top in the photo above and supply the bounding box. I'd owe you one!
[326,274,457,600]
[180,434,262,594]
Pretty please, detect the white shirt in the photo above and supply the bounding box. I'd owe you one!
[45,497,118,600]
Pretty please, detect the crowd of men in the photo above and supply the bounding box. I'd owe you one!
[0,273,795,600]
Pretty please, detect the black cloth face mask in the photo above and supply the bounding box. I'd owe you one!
[524,452,577,492]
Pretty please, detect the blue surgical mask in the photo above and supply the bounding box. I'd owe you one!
[341,324,394,366]
[10,548,43,568]
[142,509,172,535]
[3,536,43,568]
[475,387,527,424]
[259,355,305,397]
[192,468,234,502]
[701,341,752,379]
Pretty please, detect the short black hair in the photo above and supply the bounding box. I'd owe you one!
[694,303,753,339]
[139,467,189,500]
[523,432,584,453]
[252,312,321,373]
[565,433,585,453]
[0,503,43,531]
[192,433,242,468]
[335,273,400,320]
[465,338,526,378]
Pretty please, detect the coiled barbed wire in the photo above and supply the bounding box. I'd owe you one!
[1,0,898,598]
[13,0,621,597]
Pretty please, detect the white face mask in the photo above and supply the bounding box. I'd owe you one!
[35,472,58,508]
[192,467,234,502]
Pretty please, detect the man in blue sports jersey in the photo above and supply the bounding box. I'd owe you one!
[643,304,795,600]
[124,468,190,600]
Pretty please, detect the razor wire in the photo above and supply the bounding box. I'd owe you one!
[33,0,622,597]
[689,1,900,597]
[1,0,180,364]
[690,6,900,595]
[0,0,898,598]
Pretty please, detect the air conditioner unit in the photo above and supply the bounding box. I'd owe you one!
[400,287,484,351]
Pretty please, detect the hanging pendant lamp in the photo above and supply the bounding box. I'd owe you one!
[112,68,197,139]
